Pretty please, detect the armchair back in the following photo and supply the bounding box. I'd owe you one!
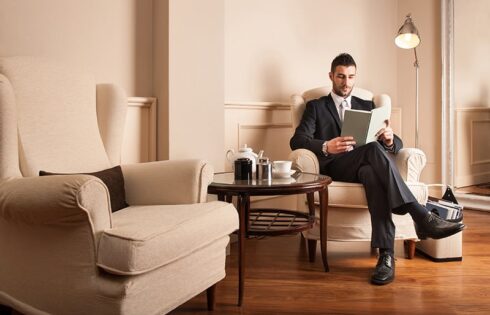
[0,57,126,178]
[290,85,390,130]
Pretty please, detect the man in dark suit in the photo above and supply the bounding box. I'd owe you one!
[290,53,465,285]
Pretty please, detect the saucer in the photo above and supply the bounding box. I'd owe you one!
[273,170,296,179]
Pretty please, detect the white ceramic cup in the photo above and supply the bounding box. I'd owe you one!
[272,160,292,173]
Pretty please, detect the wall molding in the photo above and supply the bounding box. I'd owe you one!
[225,101,290,111]
[239,123,293,130]
[127,97,157,161]
[456,107,490,112]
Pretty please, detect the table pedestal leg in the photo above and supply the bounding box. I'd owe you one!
[306,192,317,262]
[236,193,248,306]
[319,188,329,272]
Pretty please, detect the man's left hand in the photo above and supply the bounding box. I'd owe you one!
[377,120,394,147]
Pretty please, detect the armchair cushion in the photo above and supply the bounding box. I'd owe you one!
[40,165,129,212]
[97,201,238,275]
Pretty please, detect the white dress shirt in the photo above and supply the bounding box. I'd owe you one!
[330,90,352,121]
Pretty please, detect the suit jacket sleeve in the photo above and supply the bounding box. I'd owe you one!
[290,100,326,156]
[381,134,403,153]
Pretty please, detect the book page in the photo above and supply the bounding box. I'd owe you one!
[341,109,372,145]
[365,104,391,144]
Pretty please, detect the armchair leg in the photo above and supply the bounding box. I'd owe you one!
[0,304,12,315]
[307,239,317,262]
[207,284,216,311]
[404,240,416,259]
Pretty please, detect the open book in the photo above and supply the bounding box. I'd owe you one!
[340,104,391,146]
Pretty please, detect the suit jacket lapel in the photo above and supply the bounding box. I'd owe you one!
[351,97,364,110]
[325,94,342,131]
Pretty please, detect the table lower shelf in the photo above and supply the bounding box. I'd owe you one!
[247,208,314,236]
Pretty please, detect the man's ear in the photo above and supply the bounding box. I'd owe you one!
[328,72,333,81]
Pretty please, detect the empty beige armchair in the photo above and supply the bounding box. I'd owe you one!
[289,86,428,258]
[0,57,238,315]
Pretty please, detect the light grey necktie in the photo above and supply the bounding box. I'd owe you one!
[339,100,347,122]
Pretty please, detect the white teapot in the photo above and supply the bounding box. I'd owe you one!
[226,144,259,173]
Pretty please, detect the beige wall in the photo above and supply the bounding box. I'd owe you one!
[0,0,153,96]
[225,0,442,183]
[167,0,225,171]
[154,0,227,171]
[455,0,490,109]
[1,0,226,171]
[225,0,399,103]
[1,0,447,179]
[153,0,170,160]
[453,0,490,186]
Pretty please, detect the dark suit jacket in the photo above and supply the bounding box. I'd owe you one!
[290,93,403,171]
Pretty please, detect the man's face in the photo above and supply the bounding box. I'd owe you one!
[329,65,356,97]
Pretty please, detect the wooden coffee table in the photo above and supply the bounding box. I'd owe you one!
[208,172,332,306]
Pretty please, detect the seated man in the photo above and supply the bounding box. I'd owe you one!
[290,53,465,285]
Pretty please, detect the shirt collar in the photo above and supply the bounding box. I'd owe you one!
[330,90,352,109]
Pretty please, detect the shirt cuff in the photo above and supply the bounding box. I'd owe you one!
[382,142,396,153]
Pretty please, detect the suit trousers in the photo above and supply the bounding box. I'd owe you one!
[322,142,417,249]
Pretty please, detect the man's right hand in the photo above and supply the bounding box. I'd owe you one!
[326,136,356,154]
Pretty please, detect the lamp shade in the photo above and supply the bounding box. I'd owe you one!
[395,14,420,49]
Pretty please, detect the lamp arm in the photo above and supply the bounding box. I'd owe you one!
[413,47,420,68]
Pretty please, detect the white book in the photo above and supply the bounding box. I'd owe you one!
[438,200,463,210]
[427,201,454,220]
[341,104,391,146]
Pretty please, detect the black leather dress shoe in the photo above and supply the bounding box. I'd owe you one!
[415,212,466,240]
[371,253,395,285]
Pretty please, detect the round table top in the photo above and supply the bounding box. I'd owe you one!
[208,171,331,195]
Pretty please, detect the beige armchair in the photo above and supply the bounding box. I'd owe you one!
[0,57,238,315]
[289,86,428,259]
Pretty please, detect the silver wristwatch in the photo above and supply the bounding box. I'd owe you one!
[322,141,329,156]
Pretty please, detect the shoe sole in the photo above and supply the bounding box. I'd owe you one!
[418,224,466,240]
[371,275,395,285]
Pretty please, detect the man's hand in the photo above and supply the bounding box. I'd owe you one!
[377,119,394,147]
[326,136,356,154]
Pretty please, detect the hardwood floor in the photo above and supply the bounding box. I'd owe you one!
[171,210,490,314]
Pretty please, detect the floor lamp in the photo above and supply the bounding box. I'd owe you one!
[395,14,421,148]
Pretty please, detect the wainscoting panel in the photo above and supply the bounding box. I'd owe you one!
[121,97,157,164]
[225,102,292,171]
[225,102,293,206]
[455,108,490,187]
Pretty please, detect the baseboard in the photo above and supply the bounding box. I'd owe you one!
[455,193,490,212]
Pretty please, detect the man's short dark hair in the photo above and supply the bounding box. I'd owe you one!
[331,53,357,73]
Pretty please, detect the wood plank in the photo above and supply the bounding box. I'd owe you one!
[171,210,490,314]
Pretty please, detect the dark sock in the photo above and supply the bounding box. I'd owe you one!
[395,202,428,223]
[379,248,394,256]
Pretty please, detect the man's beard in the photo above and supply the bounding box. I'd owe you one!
[334,85,353,97]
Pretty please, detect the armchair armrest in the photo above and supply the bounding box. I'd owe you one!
[288,149,320,174]
[394,148,427,182]
[0,175,112,236]
[121,159,214,205]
